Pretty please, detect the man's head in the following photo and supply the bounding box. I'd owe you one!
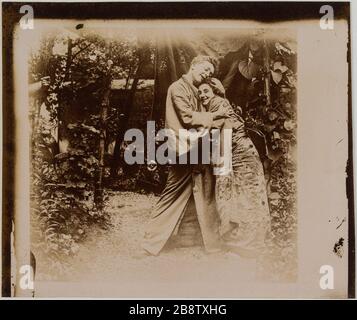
[189,55,217,86]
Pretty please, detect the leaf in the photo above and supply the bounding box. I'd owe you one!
[267,148,284,162]
[271,70,282,84]
[52,41,68,56]
[284,120,295,131]
[81,124,100,134]
[273,61,289,73]
[264,123,277,132]
[89,53,97,61]
[268,111,279,121]
[275,42,295,55]
[238,60,260,80]
[282,41,297,54]
[280,87,291,93]
[285,73,297,88]
[273,131,281,140]
[269,192,280,200]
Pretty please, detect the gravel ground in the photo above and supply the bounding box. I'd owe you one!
[33,191,270,297]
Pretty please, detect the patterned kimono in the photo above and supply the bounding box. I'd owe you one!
[208,96,271,258]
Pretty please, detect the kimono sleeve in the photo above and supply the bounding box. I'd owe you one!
[210,98,241,130]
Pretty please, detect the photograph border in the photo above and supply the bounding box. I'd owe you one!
[1,1,353,298]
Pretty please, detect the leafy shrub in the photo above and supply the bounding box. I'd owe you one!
[242,41,298,280]
[31,122,110,262]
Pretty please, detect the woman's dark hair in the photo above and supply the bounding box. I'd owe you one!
[200,78,225,98]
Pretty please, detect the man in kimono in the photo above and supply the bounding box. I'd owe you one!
[141,55,226,256]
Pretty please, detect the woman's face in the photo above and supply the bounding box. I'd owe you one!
[198,83,215,106]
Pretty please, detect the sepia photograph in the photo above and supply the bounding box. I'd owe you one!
[1,1,354,299]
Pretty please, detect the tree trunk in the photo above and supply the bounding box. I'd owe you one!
[110,52,145,178]
[64,38,73,82]
[263,39,271,106]
[95,77,111,207]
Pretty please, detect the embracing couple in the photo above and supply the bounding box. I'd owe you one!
[141,55,270,258]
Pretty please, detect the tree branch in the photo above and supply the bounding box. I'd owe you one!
[72,43,92,60]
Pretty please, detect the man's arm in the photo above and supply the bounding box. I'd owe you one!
[171,85,214,129]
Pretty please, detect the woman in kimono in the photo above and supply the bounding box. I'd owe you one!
[197,79,271,258]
